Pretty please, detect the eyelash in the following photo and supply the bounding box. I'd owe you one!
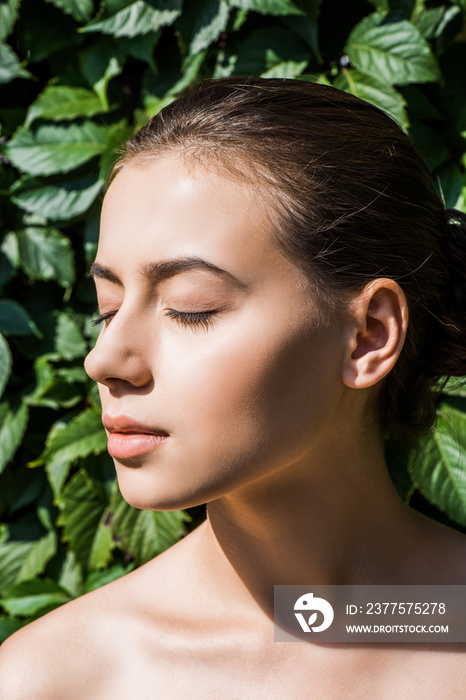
[91,309,218,331]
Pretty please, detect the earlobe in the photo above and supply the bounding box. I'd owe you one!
[342,279,408,389]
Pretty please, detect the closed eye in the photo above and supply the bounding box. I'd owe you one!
[91,310,118,326]
[165,309,218,331]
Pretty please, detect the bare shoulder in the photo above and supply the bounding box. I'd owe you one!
[0,577,126,700]
[0,528,204,700]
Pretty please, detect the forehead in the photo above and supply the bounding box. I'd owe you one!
[99,154,309,292]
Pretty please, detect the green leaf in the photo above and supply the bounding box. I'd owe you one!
[0,0,21,41]
[1,579,71,616]
[0,539,36,594]
[334,68,408,131]
[228,0,303,15]
[215,27,310,77]
[111,488,188,566]
[0,43,33,84]
[16,530,57,583]
[80,0,182,38]
[0,401,29,473]
[411,401,466,527]
[82,564,131,594]
[178,0,230,55]
[0,300,41,337]
[0,333,12,399]
[55,314,87,360]
[34,408,107,471]
[57,469,111,571]
[5,122,109,176]
[45,0,94,22]
[25,86,107,128]
[435,162,463,209]
[11,176,103,222]
[79,38,126,110]
[415,6,461,40]
[0,617,24,644]
[344,12,441,86]
[16,227,75,287]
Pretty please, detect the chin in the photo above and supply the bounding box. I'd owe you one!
[116,477,210,512]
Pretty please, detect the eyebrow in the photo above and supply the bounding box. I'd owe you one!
[89,256,248,291]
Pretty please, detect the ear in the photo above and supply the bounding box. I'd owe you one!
[342,279,408,389]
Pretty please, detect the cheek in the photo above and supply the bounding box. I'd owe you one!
[163,320,342,464]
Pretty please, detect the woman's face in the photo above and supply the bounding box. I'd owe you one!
[84,154,349,510]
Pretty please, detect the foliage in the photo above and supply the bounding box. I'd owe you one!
[1,0,466,641]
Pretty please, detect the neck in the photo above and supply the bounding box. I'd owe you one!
[201,426,419,619]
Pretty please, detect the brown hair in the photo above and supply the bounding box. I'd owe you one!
[112,77,466,444]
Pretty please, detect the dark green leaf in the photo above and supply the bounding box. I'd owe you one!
[0,43,32,84]
[80,0,182,38]
[25,86,107,128]
[0,617,24,644]
[55,314,87,360]
[111,488,188,566]
[0,0,20,41]
[345,12,440,85]
[215,27,310,77]
[0,333,12,399]
[436,162,463,209]
[5,122,109,177]
[0,300,41,337]
[0,401,29,473]
[415,6,461,39]
[228,0,303,15]
[16,227,75,287]
[57,469,111,571]
[11,176,103,222]
[334,68,408,130]
[79,38,126,110]
[45,0,94,22]
[178,0,230,55]
[411,401,466,527]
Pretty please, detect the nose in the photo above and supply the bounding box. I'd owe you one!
[84,313,153,391]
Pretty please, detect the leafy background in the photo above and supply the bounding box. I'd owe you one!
[1,0,466,642]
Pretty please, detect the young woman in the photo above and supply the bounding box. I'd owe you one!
[1,78,466,698]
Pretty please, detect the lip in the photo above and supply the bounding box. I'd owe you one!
[103,415,169,459]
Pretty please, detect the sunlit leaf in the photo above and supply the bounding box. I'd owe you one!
[25,86,107,128]
[80,0,182,38]
[16,227,75,287]
[0,0,21,41]
[0,401,29,473]
[57,469,112,571]
[345,12,440,85]
[11,176,103,221]
[228,0,302,15]
[5,122,109,176]
[411,400,466,526]
[1,579,71,616]
[110,488,188,566]
[0,43,32,84]
[334,68,408,130]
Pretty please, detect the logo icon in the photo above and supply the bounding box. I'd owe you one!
[294,592,334,632]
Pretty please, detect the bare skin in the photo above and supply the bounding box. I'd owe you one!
[1,155,465,699]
